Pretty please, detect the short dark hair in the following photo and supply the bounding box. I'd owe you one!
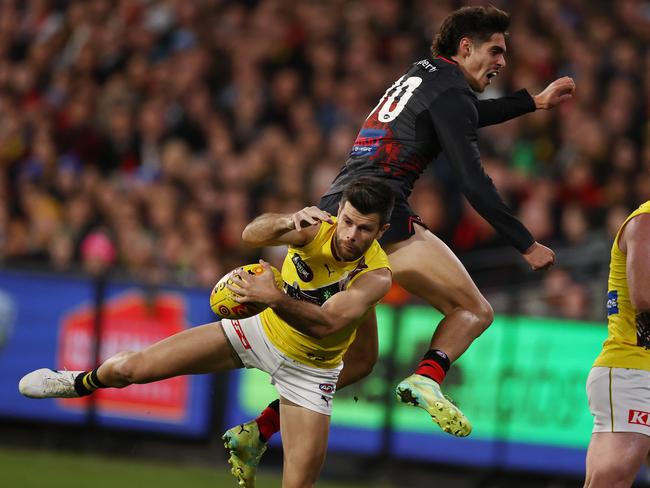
[340,177,395,226]
[431,6,510,58]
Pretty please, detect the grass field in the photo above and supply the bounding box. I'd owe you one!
[0,446,390,488]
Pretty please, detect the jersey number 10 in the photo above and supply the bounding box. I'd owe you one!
[367,76,423,123]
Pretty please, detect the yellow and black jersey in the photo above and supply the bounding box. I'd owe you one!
[260,217,390,368]
[594,201,650,371]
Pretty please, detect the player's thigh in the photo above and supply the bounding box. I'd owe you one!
[586,432,650,483]
[133,322,241,381]
[280,399,330,487]
[342,310,378,367]
[384,225,487,315]
[586,367,650,482]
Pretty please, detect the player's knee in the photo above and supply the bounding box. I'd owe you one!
[284,478,316,488]
[283,447,324,487]
[474,299,494,330]
[459,298,493,332]
[283,469,318,488]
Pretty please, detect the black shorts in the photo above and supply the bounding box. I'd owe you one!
[318,193,428,246]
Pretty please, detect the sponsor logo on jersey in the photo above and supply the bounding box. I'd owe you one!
[286,281,340,306]
[319,383,335,393]
[292,254,314,282]
[351,129,386,157]
[607,290,619,316]
[629,409,650,426]
[416,59,438,72]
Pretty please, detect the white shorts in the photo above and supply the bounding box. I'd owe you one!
[221,315,342,415]
[587,366,650,435]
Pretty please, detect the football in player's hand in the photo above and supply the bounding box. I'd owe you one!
[209,263,283,319]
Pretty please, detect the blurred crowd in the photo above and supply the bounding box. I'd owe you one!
[0,0,648,319]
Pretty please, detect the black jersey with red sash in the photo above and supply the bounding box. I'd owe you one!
[324,56,536,252]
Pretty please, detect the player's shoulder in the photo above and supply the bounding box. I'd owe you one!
[410,58,461,79]
[624,207,650,239]
[365,239,390,266]
[408,58,472,98]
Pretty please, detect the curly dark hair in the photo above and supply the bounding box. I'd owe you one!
[431,6,510,58]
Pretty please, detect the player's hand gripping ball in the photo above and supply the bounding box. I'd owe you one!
[210,263,283,319]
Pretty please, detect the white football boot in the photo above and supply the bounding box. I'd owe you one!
[19,368,82,398]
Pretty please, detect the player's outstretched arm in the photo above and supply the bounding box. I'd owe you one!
[228,260,392,339]
[241,206,333,248]
[476,89,536,127]
[431,90,535,252]
[476,77,575,128]
[431,90,556,271]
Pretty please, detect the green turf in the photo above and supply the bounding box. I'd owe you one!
[0,446,388,488]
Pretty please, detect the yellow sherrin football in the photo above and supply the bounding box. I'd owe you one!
[210,263,283,319]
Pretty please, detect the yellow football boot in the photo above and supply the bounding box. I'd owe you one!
[396,373,472,437]
[222,420,268,487]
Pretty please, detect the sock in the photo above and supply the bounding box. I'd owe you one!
[73,367,107,396]
[255,399,280,442]
[415,349,450,385]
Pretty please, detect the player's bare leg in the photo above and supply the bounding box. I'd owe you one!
[97,323,242,385]
[384,224,493,360]
[584,432,650,487]
[383,224,493,436]
[221,311,377,487]
[279,398,330,488]
[336,310,378,389]
[19,323,242,398]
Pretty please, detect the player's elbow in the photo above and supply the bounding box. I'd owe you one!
[461,185,483,205]
[241,227,261,247]
[311,319,347,339]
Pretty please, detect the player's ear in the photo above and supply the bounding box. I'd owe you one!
[376,223,390,240]
[458,37,472,57]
